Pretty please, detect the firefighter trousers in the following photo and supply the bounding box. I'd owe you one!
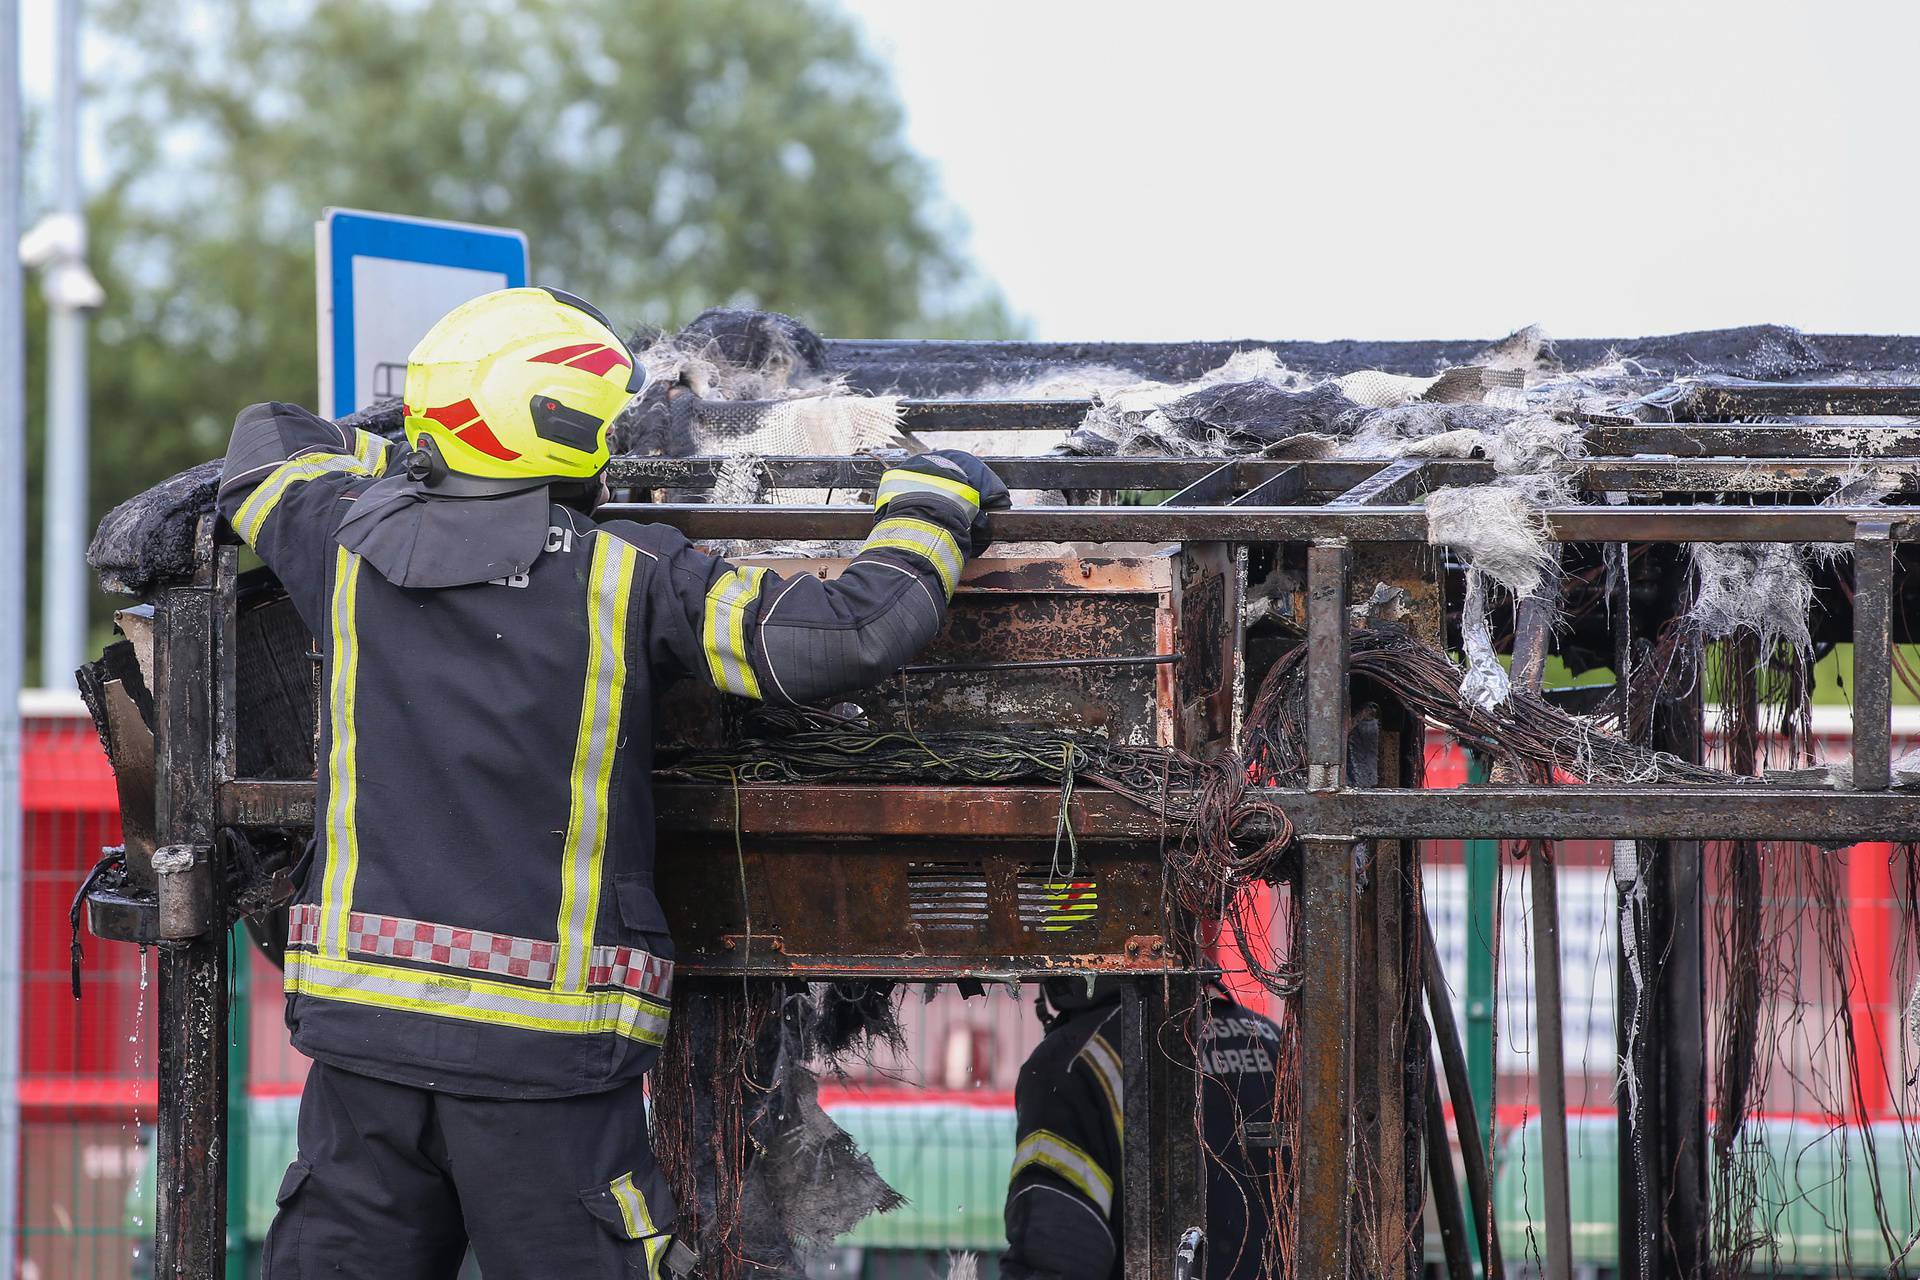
[262,1062,676,1279]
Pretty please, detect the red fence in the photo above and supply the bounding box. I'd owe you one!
[10,697,1917,1277]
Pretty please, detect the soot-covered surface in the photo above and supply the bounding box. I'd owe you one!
[825,325,1920,396]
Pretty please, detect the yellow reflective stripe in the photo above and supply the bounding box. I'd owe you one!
[232,452,370,547]
[701,567,767,698]
[555,534,639,992]
[864,516,964,597]
[1079,1031,1126,1144]
[611,1173,669,1277]
[284,951,670,1045]
[351,429,391,473]
[874,468,980,517]
[1012,1129,1114,1216]
[321,547,363,956]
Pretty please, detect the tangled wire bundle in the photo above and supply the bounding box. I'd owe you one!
[658,707,1298,936]
[1244,627,1735,788]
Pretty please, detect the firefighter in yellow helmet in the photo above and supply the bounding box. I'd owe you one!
[218,287,1008,1278]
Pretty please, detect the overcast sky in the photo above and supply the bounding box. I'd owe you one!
[839,0,1919,343]
[20,2,1918,344]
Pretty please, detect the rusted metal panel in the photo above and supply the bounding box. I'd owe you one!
[1174,541,1238,750]
[653,836,1179,976]
[655,547,1235,752]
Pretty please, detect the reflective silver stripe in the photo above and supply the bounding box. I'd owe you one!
[702,567,767,698]
[232,453,368,546]
[1012,1130,1113,1215]
[555,534,639,991]
[1078,1029,1126,1143]
[352,429,390,472]
[874,469,980,519]
[863,516,964,596]
[285,952,671,1045]
[611,1173,644,1234]
[321,547,363,955]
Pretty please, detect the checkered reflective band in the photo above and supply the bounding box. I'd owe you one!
[285,903,671,1001]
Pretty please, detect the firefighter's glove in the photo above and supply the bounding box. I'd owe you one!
[878,450,1010,555]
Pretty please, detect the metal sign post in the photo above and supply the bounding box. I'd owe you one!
[314,208,528,419]
[0,2,28,1275]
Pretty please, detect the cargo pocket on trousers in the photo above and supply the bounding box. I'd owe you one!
[276,1159,312,1205]
[261,1160,313,1277]
[613,874,670,938]
[581,1166,678,1278]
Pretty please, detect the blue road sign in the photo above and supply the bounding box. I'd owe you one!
[316,208,529,418]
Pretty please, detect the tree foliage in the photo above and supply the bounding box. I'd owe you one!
[25,0,1018,674]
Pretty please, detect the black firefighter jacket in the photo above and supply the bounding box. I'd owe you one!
[1002,991,1286,1280]
[217,401,982,1098]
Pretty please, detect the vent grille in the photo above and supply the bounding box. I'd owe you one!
[907,862,989,930]
[1017,870,1100,934]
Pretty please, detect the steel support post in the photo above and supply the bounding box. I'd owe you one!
[152,568,230,1279]
[1623,620,1709,1280]
[37,0,86,683]
[1525,842,1573,1280]
[1462,754,1497,1164]
[224,926,250,1279]
[1851,522,1894,791]
[1421,1016,1474,1280]
[1347,692,1421,1279]
[0,3,25,1273]
[1617,832,1658,1280]
[1511,575,1573,1280]
[1295,837,1356,1280]
[1421,916,1502,1280]
[1120,976,1204,1279]
[1298,540,1356,1278]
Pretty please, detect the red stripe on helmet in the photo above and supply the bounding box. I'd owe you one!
[530,343,601,366]
[422,399,521,460]
[564,347,633,378]
[422,399,482,431]
[454,418,521,461]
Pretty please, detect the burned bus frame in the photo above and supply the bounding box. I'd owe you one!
[88,377,1920,1280]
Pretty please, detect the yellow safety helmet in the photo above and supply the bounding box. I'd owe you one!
[402,287,643,490]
